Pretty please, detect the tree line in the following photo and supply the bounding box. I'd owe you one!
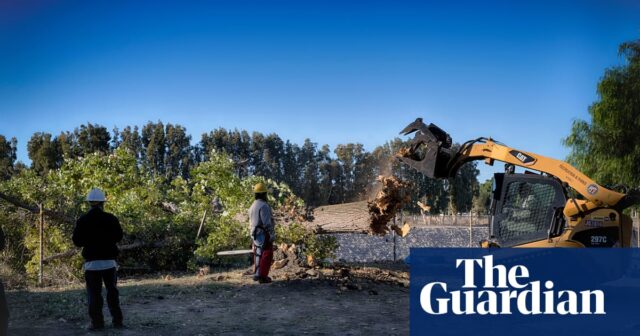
[564,40,640,190]
[1,122,481,214]
[0,122,480,285]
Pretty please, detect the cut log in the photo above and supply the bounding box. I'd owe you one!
[304,175,412,235]
[308,201,371,234]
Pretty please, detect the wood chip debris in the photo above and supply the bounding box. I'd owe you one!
[367,175,412,235]
[395,147,413,158]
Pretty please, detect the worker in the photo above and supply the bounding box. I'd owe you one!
[0,224,8,336]
[249,182,276,284]
[509,183,545,233]
[72,188,124,331]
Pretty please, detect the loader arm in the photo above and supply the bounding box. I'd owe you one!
[397,118,640,214]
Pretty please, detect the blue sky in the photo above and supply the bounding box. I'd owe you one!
[0,0,638,182]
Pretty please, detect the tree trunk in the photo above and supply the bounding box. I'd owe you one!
[305,201,371,234]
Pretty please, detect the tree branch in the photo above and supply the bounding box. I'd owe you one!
[43,240,173,263]
[0,191,75,224]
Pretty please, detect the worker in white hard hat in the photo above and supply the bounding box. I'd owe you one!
[248,182,276,284]
[72,188,124,331]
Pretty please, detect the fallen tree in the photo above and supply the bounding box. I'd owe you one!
[0,191,75,224]
[306,175,412,236]
[308,201,371,234]
[43,240,173,263]
[0,191,185,264]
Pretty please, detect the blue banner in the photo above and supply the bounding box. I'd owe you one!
[410,248,640,336]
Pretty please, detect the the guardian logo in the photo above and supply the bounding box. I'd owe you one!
[420,255,605,315]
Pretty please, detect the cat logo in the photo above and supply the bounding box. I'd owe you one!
[509,150,536,165]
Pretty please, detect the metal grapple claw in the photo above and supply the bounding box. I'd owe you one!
[396,118,454,179]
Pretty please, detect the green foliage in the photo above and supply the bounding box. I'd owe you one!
[275,222,307,245]
[74,123,111,155]
[24,224,83,284]
[193,157,309,261]
[190,155,336,263]
[27,132,61,174]
[200,129,466,210]
[26,124,112,176]
[165,123,193,179]
[276,222,339,261]
[195,216,251,263]
[2,144,331,282]
[192,152,253,262]
[304,234,338,261]
[564,39,640,187]
[0,206,30,286]
[473,178,493,214]
[191,152,249,213]
[1,119,481,285]
[1,148,200,282]
[0,135,17,180]
[335,143,375,202]
[449,161,480,214]
[139,121,194,179]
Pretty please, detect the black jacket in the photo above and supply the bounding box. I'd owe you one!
[72,207,123,261]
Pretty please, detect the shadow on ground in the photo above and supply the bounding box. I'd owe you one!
[6,269,408,336]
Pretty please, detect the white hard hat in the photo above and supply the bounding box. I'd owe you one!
[86,188,106,202]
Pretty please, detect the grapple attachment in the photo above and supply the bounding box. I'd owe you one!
[396,118,454,178]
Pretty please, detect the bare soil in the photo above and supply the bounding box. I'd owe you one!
[6,264,409,336]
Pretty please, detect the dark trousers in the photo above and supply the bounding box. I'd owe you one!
[0,280,8,336]
[84,268,123,326]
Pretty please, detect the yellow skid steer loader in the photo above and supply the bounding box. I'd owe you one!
[398,118,640,248]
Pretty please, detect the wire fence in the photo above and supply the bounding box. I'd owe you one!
[405,214,640,232]
[401,213,490,226]
[329,215,640,262]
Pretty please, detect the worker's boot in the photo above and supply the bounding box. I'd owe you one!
[258,276,272,284]
[86,322,104,331]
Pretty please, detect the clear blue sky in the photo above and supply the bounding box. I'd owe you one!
[1,0,638,182]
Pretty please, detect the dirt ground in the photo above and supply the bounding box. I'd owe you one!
[6,264,409,336]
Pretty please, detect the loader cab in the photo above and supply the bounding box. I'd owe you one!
[489,172,567,247]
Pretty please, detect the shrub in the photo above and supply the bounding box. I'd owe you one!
[277,222,339,261]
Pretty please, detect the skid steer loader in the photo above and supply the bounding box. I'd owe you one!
[397,118,640,248]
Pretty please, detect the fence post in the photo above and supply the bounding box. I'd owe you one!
[636,210,639,248]
[196,209,208,241]
[469,212,473,247]
[392,216,397,262]
[38,203,44,286]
